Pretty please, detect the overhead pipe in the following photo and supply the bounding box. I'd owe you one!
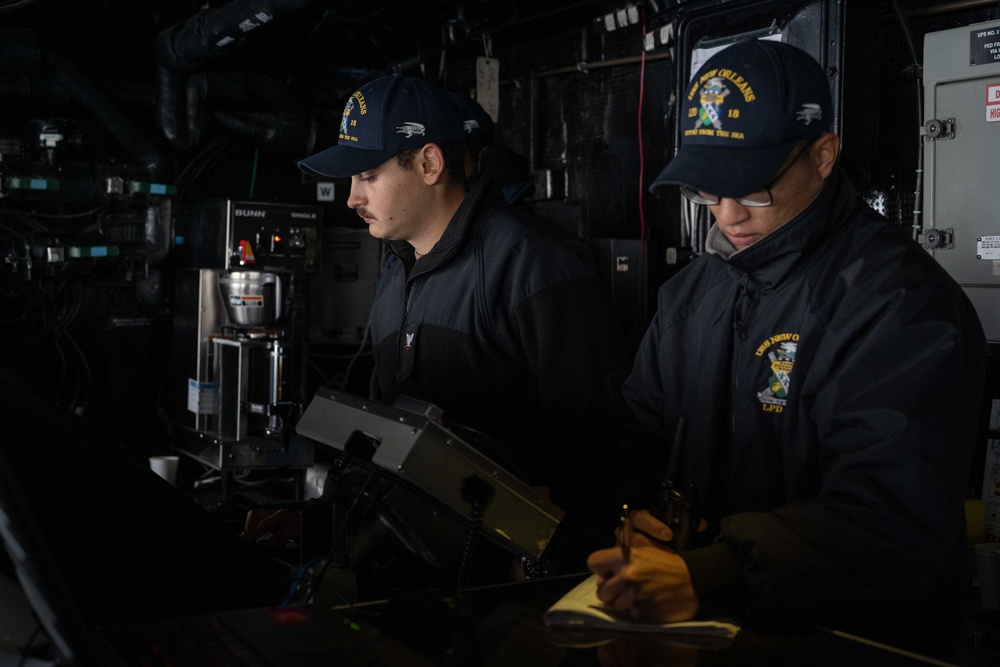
[153,0,318,152]
[156,66,204,153]
[211,109,338,156]
[155,0,318,73]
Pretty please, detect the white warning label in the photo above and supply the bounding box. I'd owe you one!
[978,236,1000,260]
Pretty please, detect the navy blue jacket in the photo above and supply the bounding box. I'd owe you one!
[371,174,632,555]
[624,169,987,656]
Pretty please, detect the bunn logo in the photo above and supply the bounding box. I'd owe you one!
[235,209,267,217]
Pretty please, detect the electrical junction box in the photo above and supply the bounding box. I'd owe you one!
[922,19,1000,341]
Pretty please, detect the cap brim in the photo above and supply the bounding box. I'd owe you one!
[298,143,399,179]
[650,141,800,199]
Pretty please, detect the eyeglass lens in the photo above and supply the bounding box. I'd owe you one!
[680,140,814,207]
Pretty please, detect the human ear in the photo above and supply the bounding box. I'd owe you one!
[812,132,841,179]
[420,143,446,185]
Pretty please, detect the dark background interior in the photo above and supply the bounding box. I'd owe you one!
[1,0,997,462]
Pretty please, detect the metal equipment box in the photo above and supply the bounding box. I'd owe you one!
[296,387,564,560]
[922,19,1000,341]
[179,199,321,272]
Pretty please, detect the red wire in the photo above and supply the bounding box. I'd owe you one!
[637,11,648,315]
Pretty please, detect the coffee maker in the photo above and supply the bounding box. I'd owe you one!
[172,199,321,497]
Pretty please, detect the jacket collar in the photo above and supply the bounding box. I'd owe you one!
[385,172,493,278]
[720,168,857,288]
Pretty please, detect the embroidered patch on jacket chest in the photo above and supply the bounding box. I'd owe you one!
[754,333,799,413]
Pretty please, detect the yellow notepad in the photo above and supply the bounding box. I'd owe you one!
[543,574,740,639]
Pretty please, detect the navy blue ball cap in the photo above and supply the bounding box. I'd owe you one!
[449,91,494,143]
[650,39,833,199]
[299,73,465,179]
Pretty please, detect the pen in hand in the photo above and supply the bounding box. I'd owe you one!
[619,503,632,563]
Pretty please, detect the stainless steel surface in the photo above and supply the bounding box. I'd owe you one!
[296,387,564,559]
[172,268,225,433]
[185,199,321,272]
[213,336,288,442]
[218,271,283,326]
[171,202,318,493]
[175,427,315,471]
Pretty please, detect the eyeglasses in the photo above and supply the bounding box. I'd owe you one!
[679,140,814,207]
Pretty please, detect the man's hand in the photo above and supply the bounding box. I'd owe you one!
[243,509,301,547]
[586,544,700,624]
[620,509,675,548]
[589,508,700,624]
[617,508,709,549]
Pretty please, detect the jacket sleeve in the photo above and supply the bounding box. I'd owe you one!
[508,258,633,547]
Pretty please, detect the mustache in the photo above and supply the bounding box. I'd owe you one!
[356,208,374,220]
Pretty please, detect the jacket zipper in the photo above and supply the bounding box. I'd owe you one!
[394,280,416,392]
[723,270,749,516]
